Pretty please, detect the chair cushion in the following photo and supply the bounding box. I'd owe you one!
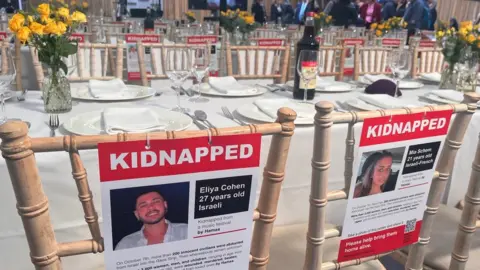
[401,205,480,270]
[268,223,385,269]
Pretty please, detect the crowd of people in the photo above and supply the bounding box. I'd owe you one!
[249,0,438,34]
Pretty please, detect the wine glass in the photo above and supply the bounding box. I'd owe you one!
[165,49,191,112]
[0,45,16,125]
[296,50,318,103]
[190,47,210,103]
[388,49,411,97]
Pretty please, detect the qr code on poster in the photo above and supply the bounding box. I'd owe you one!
[405,219,417,233]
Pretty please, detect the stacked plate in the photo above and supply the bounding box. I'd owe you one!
[418,73,441,83]
[358,74,424,89]
[285,77,357,93]
[191,76,267,97]
[345,94,424,111]
[63,107,193,135]
[422,90,480,108]
[72,79,156,101]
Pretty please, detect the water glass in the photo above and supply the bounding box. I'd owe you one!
[165,49,191,112]
[190,47,210,103]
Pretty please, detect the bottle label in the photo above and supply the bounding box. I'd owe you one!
[299,61,317,89]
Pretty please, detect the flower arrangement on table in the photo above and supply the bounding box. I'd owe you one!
[313,12,332,34]
[370,17,407,37]
[8,0,87,113]
[219,9,260,45]
[70,0,89,14]
[185,11,196,23]
[435,20,480,91]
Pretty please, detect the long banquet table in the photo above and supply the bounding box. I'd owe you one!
[1,79,479,269]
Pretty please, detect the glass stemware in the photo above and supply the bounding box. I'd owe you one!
[388,49,411,97]
[165,49,191,112]
[0,45,16,125]
[190,47,210,103]
[296,50,319,103]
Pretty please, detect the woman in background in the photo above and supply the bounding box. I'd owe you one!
[353,151,394,198]
[271,0,285,23]
[360,0,382,29]
[396,0,407,17]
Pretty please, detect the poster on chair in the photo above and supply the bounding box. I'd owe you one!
[98,134,261,270]
[126,34,161,81]
[337,110,452,262]
[186,35,220,77]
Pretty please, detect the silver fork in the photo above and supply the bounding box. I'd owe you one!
[17,88,27,101]
[48,114,59,137]
[221,106,247,126]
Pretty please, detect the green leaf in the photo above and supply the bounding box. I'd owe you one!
[59,60,68,75]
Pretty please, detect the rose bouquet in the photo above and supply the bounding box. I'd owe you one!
[8,0,87,113]
[313,12,332,34]
[185,11,196,23]
[220,9,260,44]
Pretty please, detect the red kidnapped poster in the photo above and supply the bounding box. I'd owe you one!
[98,134,261,270]
[337,110,452,262]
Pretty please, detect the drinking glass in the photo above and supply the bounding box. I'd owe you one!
[296,50,318,103]
[190,47,210,103]
[165,49,191,112]
[0,45,16,125]
[388,49,411,97]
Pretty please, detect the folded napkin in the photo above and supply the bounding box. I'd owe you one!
[430,90,464,103]
[88,79,130,99]
[365,79,402,97]
[209,76,257,94]
[358,94,417,109]
[420,72,441,82]
[253,99,316,119]
[102,108,167,134]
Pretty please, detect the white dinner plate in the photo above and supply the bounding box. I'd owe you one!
[285,80,356,92]
[418,74,441,83]
[191,84,267,97]
[358,77,424,89]
[71,85,156,101]
[236,103,314,125]
[344,98,381,111]
[62,107,193,135]
[421,92,458,104]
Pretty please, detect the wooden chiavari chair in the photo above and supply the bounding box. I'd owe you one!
[374,37,406,48]
[0,108,297,269]
[30,43,124,88]
[105,30,164,45]
[225,42,290,83]
[411,46,445,78]
[353,45,392,81]
[13,39,22,91]
[263,93,480,270]
[253,28,288,39]
[319,46,346,81]
[136,41,210,86]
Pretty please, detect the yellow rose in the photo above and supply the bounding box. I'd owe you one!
[378,24,384,30]
[326,16,332,23]
[16,26,31,43]
[375,30,383,37]
[43,21,58,35]
[244,16,254,25]
[40,15,53,25]
[8,13,25,32]
[29,22,45,35]
[71,11,87,23]
[57,7,69,19]
[460,21,473,30]
[370,23,377,30]
[459,27,468,37]
[27,15,34,23]
[436,31,444,38]
[446,29,451,35]
[468,34,476,44]
[82,1,89,8]
[71,0,77,5]
[37,3,51,16]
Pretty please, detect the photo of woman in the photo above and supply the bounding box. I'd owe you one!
[353,147,405,199]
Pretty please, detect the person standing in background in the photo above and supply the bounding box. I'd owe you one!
[360,0,382,29]
[427,0,437,30]
[403,0,424,43]
[251,0,266,24]
[382,0,397,20]
[395,0,407,17]
[330,0,359,28]
[282,0,295,24]
[271,0,285,23]
[295,0,309,24]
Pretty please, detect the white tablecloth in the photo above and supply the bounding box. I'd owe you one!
[0,80,478,269]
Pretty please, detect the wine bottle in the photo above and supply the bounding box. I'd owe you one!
[293,12,319,100]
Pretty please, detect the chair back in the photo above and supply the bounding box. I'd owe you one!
[136,42,210,86]
[253,28,288,39]
[298,93,480,270]
[0,109,297,269]
[225,42,290,82]
[353,45,392,80]
[411,46,445,78]
[448,132,480,270]
[318,46,346,80]
[105,31,164,45]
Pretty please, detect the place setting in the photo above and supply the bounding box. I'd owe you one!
[70,79,157,102]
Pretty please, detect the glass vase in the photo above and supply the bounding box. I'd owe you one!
[456,51,478,92]
[42,68,72,114]
[439,66,457,89]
